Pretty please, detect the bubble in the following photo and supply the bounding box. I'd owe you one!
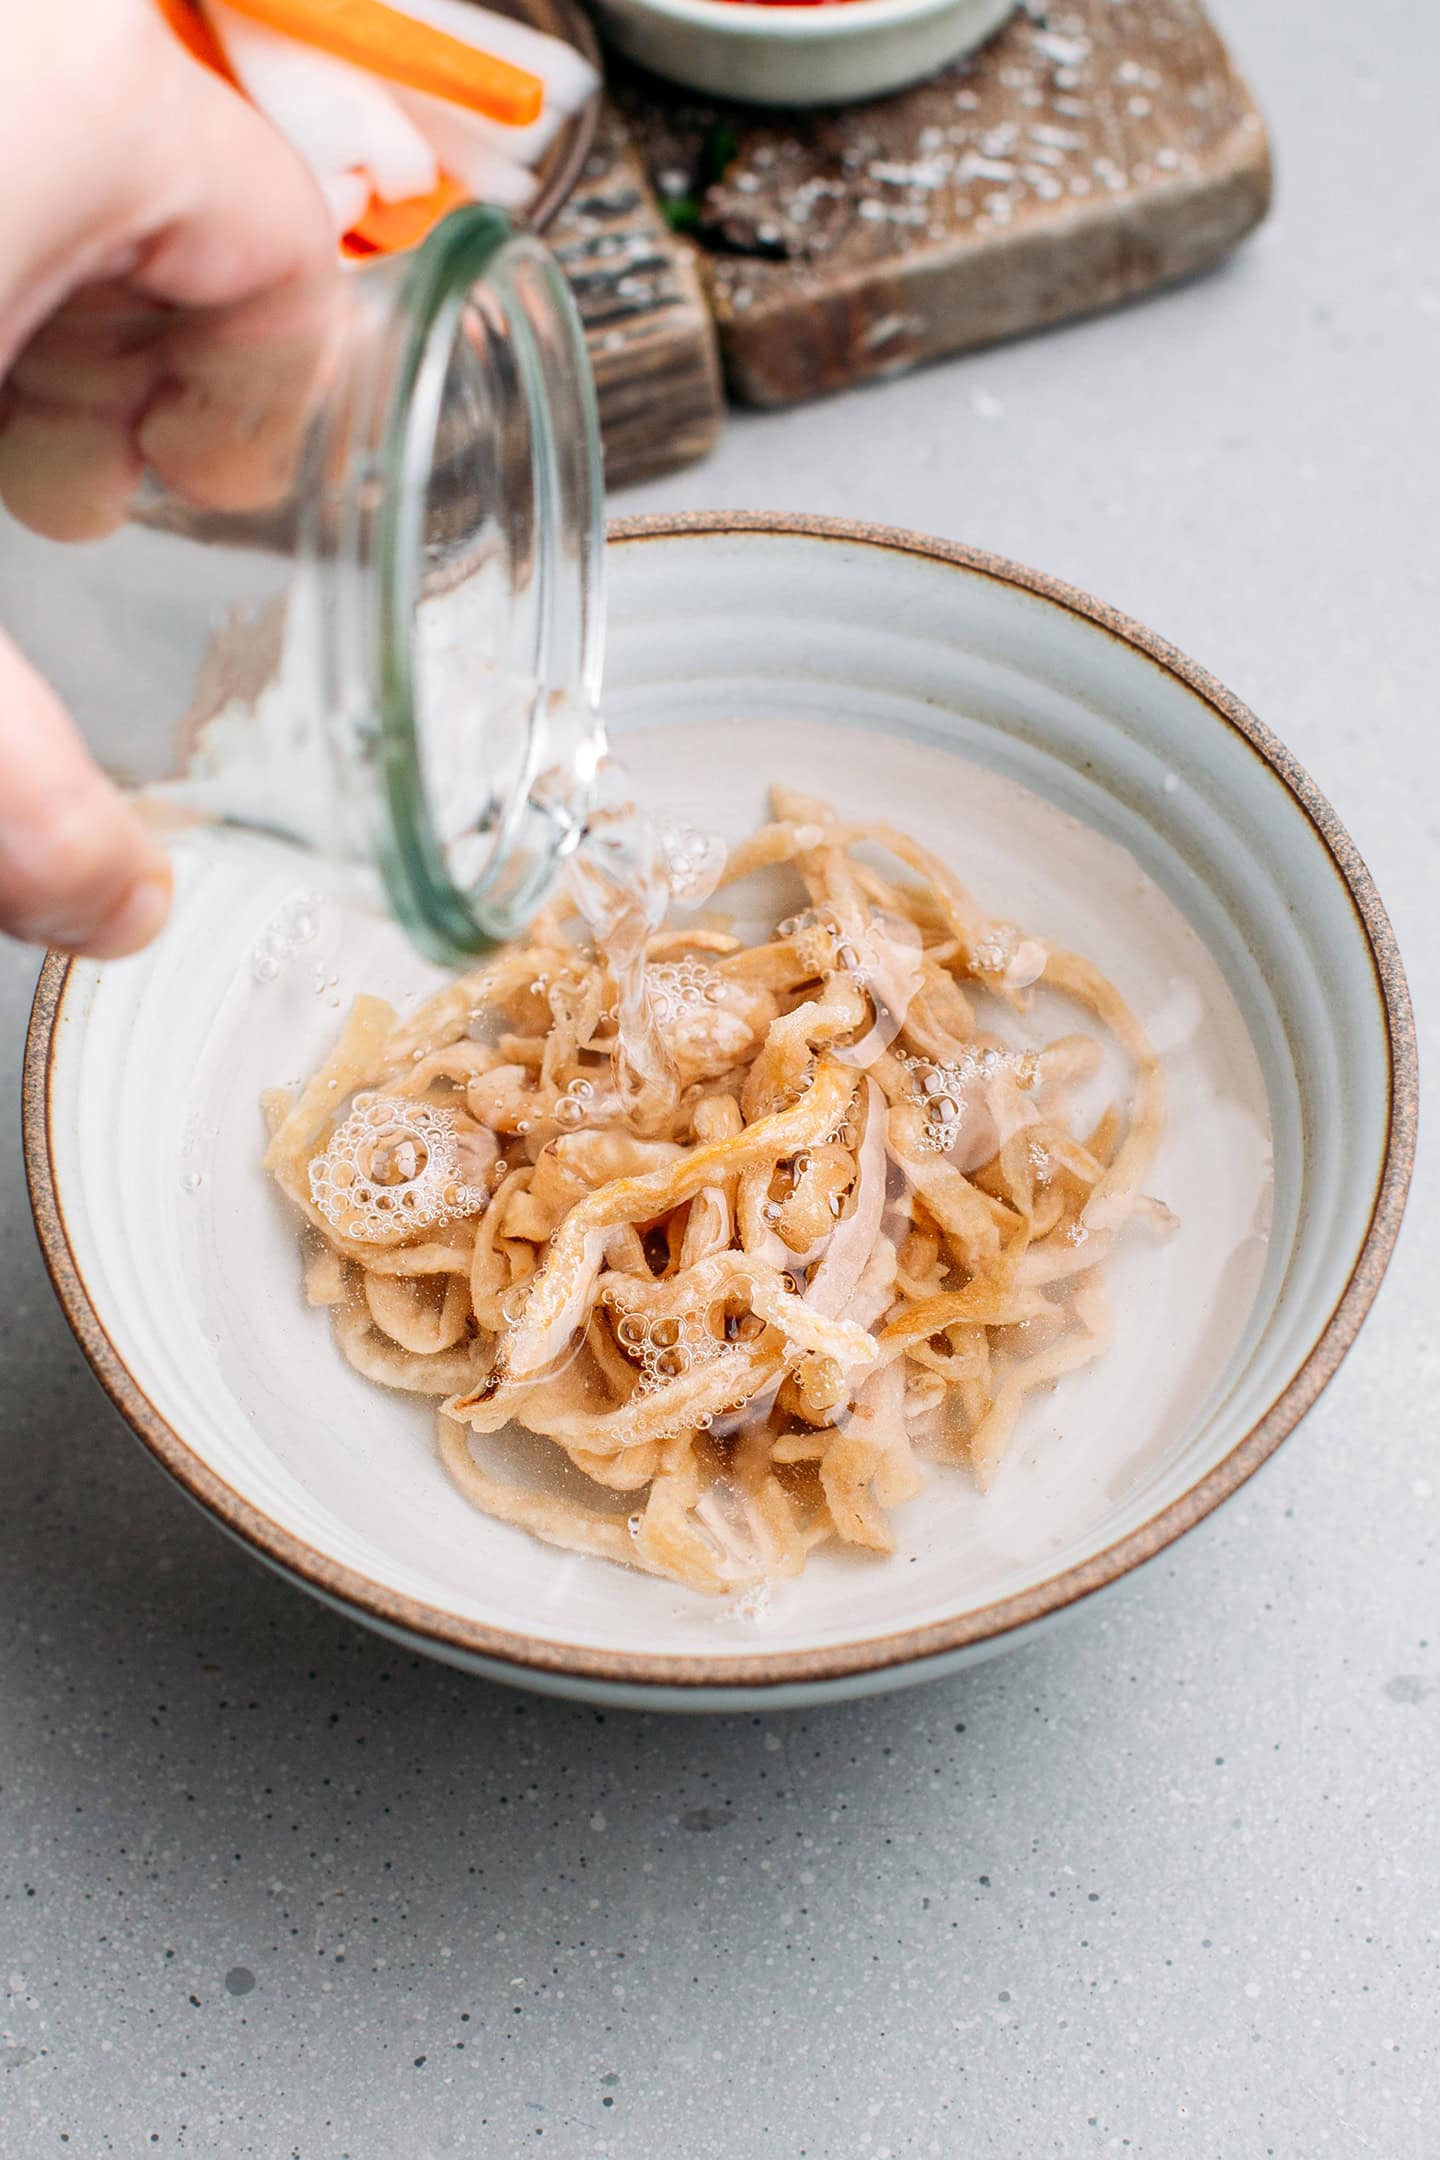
[792,1151,811,1177]
[251,952,281,984]
[651,1316,681,1350]
[780,1273,799,1297]
[972,924,1019,976]
[627,1513,643,1539]
[516,1120,531,1135]
[309,1097,489,1241]
[660,821,725,905]
[555,1097,584,1128]
[907,1045,1032,1153]
[617,1315,648,1350]
[763,1201,781,1224]
[570,1078,594,1100]
[181,1170,205,1193]
[288,905,319,944]
[647,958,726,1039]
[653,1347,688,1381]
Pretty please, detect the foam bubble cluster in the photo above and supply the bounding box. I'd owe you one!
[969,923,1048,992]
[647,958,728,1030]
[553,1074,596,1130]
[613,1305,725,1398]
[660,821,726,907]
[250,891,330,989]
[904,1048,1040,1154]
[310,1095,489,1240]
[903,1051,988,1154]
[777,906,876,985]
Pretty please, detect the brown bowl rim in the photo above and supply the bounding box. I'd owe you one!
[22,512,1418,1694]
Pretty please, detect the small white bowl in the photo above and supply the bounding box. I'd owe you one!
[590,0,1015,108]
[25,516,1414,1712]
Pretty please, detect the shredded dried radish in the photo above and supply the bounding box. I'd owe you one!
[267,788,1168,1591]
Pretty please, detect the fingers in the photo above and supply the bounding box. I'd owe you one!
[133,23,341,512]
[0,630,171,959]
[0,285,160,535]
[0,6,339,535]
[136,276,336,515]
[0,400,143,541]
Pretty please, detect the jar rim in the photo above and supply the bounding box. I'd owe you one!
[368,208,605,965]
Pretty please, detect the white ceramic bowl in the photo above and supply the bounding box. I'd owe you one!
[25,516,1413,1711]
[590,0,1015,108]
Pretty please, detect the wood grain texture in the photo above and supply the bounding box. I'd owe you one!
[612,0,1272,409]
[548,111,726,486]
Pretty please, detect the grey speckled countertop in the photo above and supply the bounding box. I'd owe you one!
[3,4,1437,2154]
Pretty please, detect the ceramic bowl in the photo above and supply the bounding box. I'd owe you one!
[24,515,1414,1712]
[589,0,1015,109]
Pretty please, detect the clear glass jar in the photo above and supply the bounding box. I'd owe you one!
[0,208,604,962]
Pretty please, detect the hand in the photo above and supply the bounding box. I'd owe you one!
[0,0,335,959]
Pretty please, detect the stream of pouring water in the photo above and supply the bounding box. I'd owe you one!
[562,754,727,1132]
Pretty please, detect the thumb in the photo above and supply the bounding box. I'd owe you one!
[0,628,172,959]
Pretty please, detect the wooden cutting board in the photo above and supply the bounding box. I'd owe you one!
[546,105,727,486]
[552,0,1270,477]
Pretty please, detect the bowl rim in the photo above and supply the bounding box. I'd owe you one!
[23,511,1417,1694]
[591,0,991,42]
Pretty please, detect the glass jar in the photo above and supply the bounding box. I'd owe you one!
[0,208,605,962]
